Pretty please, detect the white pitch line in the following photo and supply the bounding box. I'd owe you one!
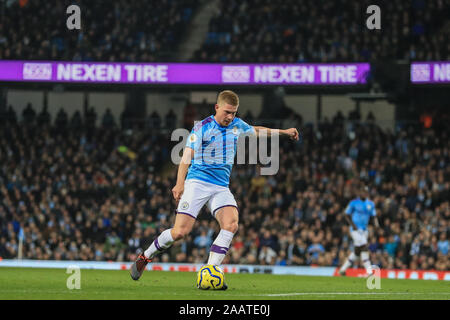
[265,292,450,296]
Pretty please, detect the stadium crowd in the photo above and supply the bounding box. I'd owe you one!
[1,0,448,63]
[0,0,199,61]
[0,105,448,272]
[192,0,449,63]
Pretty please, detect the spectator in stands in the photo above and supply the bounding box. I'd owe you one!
[55,108,68,129]
[22,103,35,124]
[86,107,97,128]
[165,109,177,130]
[437,233,449,256]
[37,105,51,126]
[102,108,116,128]
[149,111,161,129]
[192,0,448,63]
[70,110,82,129]
[0,0,199,62]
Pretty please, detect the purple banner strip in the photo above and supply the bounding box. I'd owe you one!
[411,61,450,83]
[0,60,370,85]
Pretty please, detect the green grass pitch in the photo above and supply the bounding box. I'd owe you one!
[0,267,448,300]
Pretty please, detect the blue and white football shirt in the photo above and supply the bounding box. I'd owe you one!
[185,115,255,187]
[345,198,376,231]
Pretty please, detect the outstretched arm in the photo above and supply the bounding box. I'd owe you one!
[253,126,300,141]
[344,213,358,230]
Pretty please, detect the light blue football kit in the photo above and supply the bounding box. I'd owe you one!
[338,197,377,274]
[140,116,257,271]
[177,115,256,219]
[345,197,376,246]
[185,115,255,187]
[345,198,376,231]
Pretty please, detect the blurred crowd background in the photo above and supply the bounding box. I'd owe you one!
[0,0,448,62]
[192,0,449,63]
[0,0,448,272]
[0,106,448,271]
[0,0,199,62]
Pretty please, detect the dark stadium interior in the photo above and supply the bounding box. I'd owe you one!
[0,0,448,62]
[0,0,448,274]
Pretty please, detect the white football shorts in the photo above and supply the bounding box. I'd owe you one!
[176,179,238,219]
[350,229,369,247]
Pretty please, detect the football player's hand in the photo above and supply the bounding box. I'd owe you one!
[284,128,300,141]
[171,184,184,202]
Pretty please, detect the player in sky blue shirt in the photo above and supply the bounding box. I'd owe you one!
[131,90,300,286]
[345,193,377,231]
[184,114,255,187]
[339,184,380,276]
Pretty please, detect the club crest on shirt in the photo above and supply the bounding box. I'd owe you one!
[181,201,189,210]
[366,204,372,210]
[232,126,238,135]
[189,134,197,143]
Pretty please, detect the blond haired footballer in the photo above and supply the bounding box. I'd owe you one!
[130,90,299,289]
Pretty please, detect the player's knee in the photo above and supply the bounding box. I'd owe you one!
[223,221,238,234]
[171,228,190,241]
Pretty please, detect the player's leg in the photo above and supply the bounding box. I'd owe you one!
[130,214,196,280]
[360,247,373,274]
[144,213,196,259]
[144,179,209,259]
[130,180,208,280]
[339,230,363,275]
[339,250,357,275]
[208,205,239,266]
[354,230,372,275]
[360,231,373,275]
[206,205,238,291]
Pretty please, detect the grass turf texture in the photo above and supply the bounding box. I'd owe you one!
[0,267,448,300]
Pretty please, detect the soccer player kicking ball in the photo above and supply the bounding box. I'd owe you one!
[130,90,299,288]
[339,184,380,277]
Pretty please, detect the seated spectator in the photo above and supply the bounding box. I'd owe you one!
[22,103,36,124]
[102,108,116,128]
[258,245,277,265]
[194,230,212,249]
[437,233,448,256]
[165,109,177,130]
[70,110,82,129]
[37,105,51,126]
[307,240,325,264]
[1,0,199,62]
[149,111,161,129]
[86,107,97,128]
[289,238,307,265]
[55,108,68,128]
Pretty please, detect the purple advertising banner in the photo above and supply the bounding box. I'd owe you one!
[411,61,450,83]
[0,60,370,85]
